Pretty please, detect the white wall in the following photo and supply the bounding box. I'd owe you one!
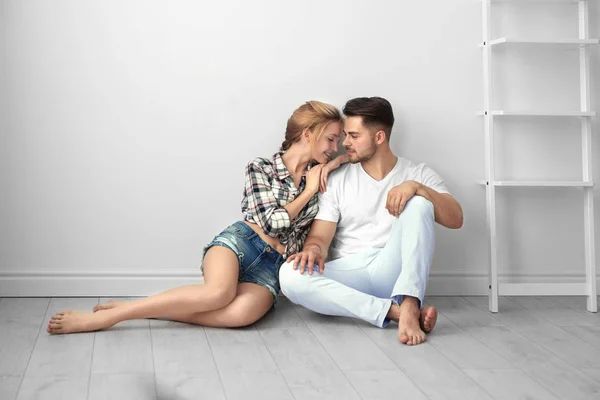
[0,0,598,296]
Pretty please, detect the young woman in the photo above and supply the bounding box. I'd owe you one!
[47,101,349,334]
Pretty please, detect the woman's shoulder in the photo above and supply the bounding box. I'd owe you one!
[247,153,277,169]
[247,157,271,168]
[246,153,283,178]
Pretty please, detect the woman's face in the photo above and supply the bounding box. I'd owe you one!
[311,121,342,164]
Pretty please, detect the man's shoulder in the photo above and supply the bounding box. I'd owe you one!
[395,157,432,178]
[395,157,449,193]
[396,156,418,170]
[327,162,356,185]
[333,162,354,175]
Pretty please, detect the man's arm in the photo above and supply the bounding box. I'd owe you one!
[386,181,463,229]
[287,219,337,274]
[415,183,463,229]
[303,219,337,260]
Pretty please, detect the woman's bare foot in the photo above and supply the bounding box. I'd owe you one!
[420,305,438,333]
[93,300,127,313]
[397,298,426,346]
[47,310,115,334]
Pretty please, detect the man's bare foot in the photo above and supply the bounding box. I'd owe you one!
[93,300,126,313]
[386,303,401,323]
[420,305,438,333]
[397,298,426,346]
[47,310,115,334]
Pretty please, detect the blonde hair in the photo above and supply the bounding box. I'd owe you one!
[280,101,342,151]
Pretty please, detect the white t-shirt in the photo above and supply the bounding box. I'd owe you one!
[315,157,450,261]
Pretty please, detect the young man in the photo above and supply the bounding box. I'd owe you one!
[279,97,463,346]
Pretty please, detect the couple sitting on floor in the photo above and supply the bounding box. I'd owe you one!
[47,96,463,347]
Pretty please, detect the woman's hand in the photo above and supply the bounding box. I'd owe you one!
[305,164,325,195]
[320,154,350,193]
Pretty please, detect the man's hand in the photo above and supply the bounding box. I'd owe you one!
[386,181,420,216]
[286,245,324,275]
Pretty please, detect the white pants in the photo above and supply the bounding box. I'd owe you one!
[279,196,435,328]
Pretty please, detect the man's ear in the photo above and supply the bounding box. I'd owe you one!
[376,130,387,144]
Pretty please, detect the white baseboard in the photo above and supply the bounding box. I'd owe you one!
[0,270,598,297]
[0,271,205,297]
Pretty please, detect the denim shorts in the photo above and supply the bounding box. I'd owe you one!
[201,221,284,302]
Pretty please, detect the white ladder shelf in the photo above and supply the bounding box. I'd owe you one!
[480,0,598,312]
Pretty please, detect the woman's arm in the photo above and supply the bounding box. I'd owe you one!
[244,162,322,238]
[320,153,350,192]
[285,163,324,219]
[283,190,315,221]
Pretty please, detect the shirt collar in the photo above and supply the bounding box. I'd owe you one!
[273,151,317,181]
[273,151,291,181]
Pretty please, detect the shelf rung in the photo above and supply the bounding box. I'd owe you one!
[484,0,585,4]
[478,110,596,117]
[498,283,587,296]
[482,37,599,47]
[477,180,594,187]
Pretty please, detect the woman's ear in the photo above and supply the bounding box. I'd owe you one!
[302,127,312,143]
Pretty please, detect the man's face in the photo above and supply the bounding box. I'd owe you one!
[342,116,377,163]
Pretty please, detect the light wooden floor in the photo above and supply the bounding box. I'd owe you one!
[1,295,599,400]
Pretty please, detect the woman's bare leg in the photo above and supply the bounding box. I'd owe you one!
[161,282,274,328]
[50,283,274,332]
[93,300,126,312]
[93,284,276,325]
[47,246,239,334]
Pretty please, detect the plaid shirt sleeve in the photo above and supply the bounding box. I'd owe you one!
[243,161,291,238]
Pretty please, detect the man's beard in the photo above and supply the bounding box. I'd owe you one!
[348,140,377,164]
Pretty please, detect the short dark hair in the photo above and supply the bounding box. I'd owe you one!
[342,97,395,140]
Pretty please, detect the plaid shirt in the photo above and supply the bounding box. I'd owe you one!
[242,151,319,257]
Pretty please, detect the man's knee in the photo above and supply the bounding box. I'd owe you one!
[279,261,311,300]
[403,196,434,219]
